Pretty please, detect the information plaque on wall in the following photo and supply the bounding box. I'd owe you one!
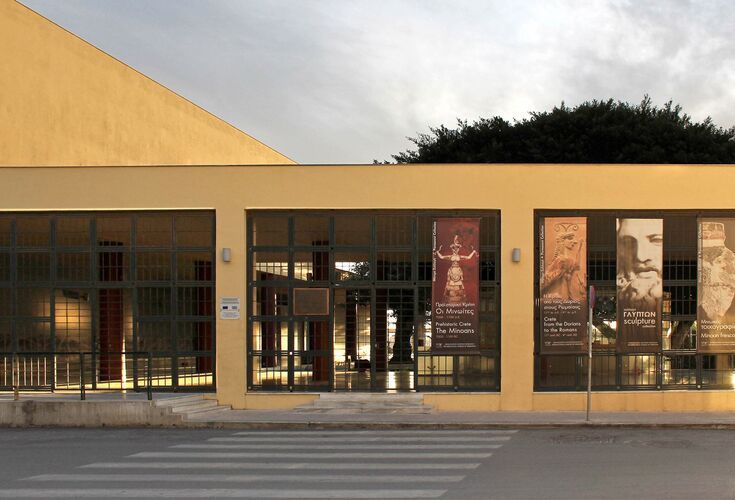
[219,297,241,320]
[293,288,330,316]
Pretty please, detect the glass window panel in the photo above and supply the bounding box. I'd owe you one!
[294,320,329,353]
[579,354,617,387]
[334,215,371,246]
[663,285,696,317]
[664,215,696,249]
[16,217,50,247]
[16,288,51,318]
[663,320,696,350]
[294,215,329,246]
[591,286,616,349]
[480,321,497,349]
[701,354,735,387]
[54,289,92,352]
[294,251,329,281]
[177,354,213,387]
[177,252,213,281]
[0,253,9,282]
[175,215,213,248]
[376,251,412,281]
[480,287,497,314]
[480,216,498,247]
[457,355,495,388]
[16,252,50,282]
[251,215,289,247]
[662,354,697,386]
[177,286,213,317]
[417,355,454,388]
[417,251,432,281]
[480,251,496,281]
[335,251,370,281]
[137,287,172,317]
[376,215,413,246]
[16,320,51,352]
[98,250,129,282]
[56,252,90,282]
[135,252,172,281]
[621,355,656,386]
[588,249,616,282]
[663,249,696,281]
[96,216,131,246]
[253,251,289,280]
[250,353,289,388]
[0,218,11,247]
[417,217,433,247]
[137,321,172,352]
[136,215,173,247]
[253,286,289,317]
[0,288,11,317]
[0,321,11,351]
[251,320,288,352]
[176,320,214,352]
[293,352,330,388]
[588,215,615,247]
[537,355,577,388]
[56,217,90,247]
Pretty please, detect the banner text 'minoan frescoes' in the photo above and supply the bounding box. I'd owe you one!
[698,219,735,353]
[539,217,588,353]
[616,218,663,353]
[431,218,480,354]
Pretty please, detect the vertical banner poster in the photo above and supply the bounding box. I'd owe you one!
[616,218,663,353]
[698,219,735,353]
[539,217,588,353]
[431,218,480,354]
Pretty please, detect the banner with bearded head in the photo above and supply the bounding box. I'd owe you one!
[616,218,663,353]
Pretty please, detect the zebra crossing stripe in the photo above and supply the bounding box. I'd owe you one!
[79,461,482,470]
[170,443,503,450]
[130,451,495,459]
[24,473,466,483]
[0,489,447,498]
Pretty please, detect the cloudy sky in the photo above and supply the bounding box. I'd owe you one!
[20,0,735,164]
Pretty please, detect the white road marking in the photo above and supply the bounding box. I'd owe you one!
[130,451,495,459]
[171,443,503,450]
[24,473,465,483]
[208,436,511,443]
[232,430,517,436]
[0,489,447,498]
[80,461,482,470]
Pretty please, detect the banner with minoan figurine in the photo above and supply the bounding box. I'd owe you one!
[698,219,735,353]
[431,218,480,354]
[539,217,588,353]
[616,218,663,353]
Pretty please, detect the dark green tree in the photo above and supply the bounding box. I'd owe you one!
[390,97,735,164]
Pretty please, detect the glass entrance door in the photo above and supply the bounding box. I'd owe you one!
[333,288,372,391]
[374,288,415,391]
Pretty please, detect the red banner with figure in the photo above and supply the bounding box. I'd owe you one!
[431,218,480,354]
[539,217,588,353]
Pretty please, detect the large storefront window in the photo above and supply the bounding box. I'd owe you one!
[535,211,735,391]
[0,211,215,391]
[247,210,500,392]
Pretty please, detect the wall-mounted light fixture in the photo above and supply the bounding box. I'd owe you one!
[511,248,521,263]
[222,247,232,262]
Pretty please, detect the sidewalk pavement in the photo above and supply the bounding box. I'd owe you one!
[4,392,735,429]
[184,408,735,430]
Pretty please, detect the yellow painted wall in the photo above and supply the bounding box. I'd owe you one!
[0,0,294,166]
[2,162,735,412]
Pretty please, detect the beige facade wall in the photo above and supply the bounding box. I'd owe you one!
[0,0,293,166]
[1,162,734,412]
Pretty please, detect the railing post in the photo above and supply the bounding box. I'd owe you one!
[12,353,19,401]
[147,352,153,401]
[79,352,86,401]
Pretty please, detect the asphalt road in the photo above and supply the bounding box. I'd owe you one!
[0,427,733,498]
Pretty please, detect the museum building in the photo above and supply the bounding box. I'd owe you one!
[3,0,735,412]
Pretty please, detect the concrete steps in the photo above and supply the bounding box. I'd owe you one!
[154,395,231,421]
[295,393,434,414]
